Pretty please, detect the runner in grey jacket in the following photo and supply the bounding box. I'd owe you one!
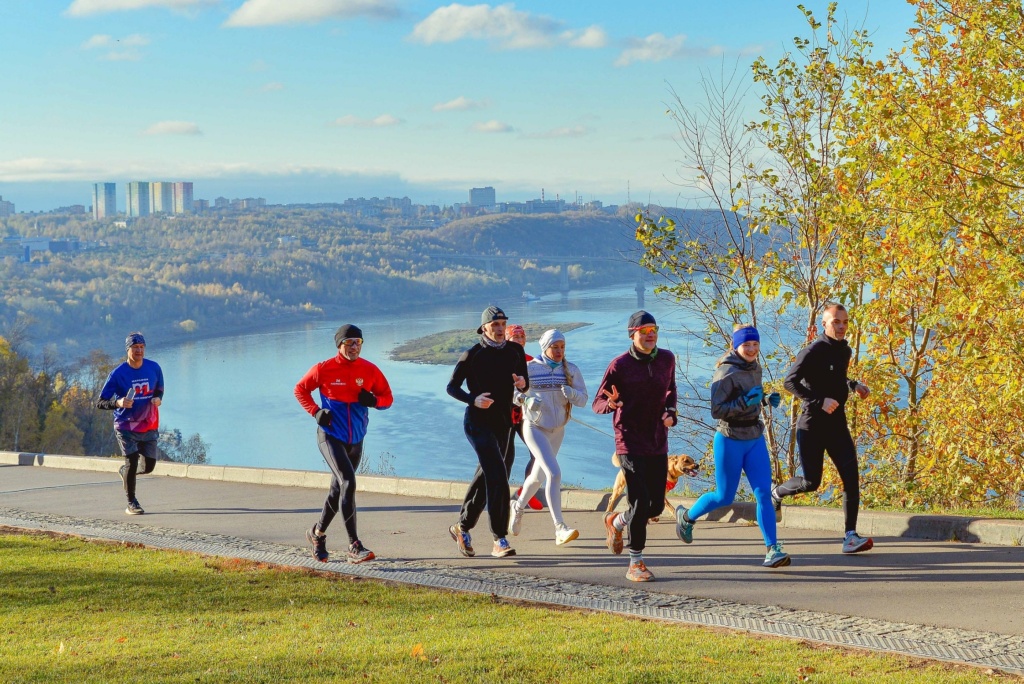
[509,329,588,545]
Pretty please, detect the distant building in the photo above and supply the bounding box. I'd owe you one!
[149,182,174,214]
[214,196,230,209]
[192,198,209,212]
[0,195,14,217]
[173,182,193,213]
[525,198,565,214]
[469,186,496,208]
[126,182,151,217]
[92,183,117,220]
[53,205,86,215]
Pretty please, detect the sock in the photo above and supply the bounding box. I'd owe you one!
[628,550,643,564]
[683,511,694,524]
[613,513,626,531]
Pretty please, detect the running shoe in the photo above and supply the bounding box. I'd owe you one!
[346,540,375,564]
[626,560,654,582]
[449,523,475,557]
[118,464,128,491]
[554,525,579,546]
[604,512,623,555]
[674,505,694,544]
[491,537,516,558]
[306,525,328,562]
[842,532,874,554]
[125,499,144,515]
[509,498,524,536]
[763,542,791,568]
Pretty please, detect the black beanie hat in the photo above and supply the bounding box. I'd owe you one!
[334,324,363,348]
[627,310,657,336]
[476,305,508,334]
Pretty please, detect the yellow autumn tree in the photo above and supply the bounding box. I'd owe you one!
[838,0,1024,509]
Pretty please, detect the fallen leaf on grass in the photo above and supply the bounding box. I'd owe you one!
[411,643,426,660]
[702,657,718,664]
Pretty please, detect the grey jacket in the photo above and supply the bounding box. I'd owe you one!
[710,350,764,441]
[514,358,588,431]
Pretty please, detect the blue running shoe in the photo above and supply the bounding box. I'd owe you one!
[763,542,791,568]
[842,532,873,554]
[306,525,328,562]
[674,505,694,544]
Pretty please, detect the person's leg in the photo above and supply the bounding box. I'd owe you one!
[741,437,777,547]
[618,453,667,555]
[457,413,489,532]
[137,438,158,476]
[115,430,140,502]
[687,433,744,520]
[315,431,361,544]
[825,429,861,533]
[774,428,825,499]
[520,425,565,528]
[462,419,514,542]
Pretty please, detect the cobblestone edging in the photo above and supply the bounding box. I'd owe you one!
[4,508,1023,675]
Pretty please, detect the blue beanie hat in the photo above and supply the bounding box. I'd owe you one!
[732,326,759,349]
[125,332,146,351]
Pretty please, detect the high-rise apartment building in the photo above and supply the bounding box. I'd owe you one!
[92,183,116,220]
[173,182,193,213]
[150,182,173,214]
[126,181,151,217]
[0,195,14,217]
[469,186,496,208]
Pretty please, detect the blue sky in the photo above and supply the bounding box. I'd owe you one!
[0,0,918,211]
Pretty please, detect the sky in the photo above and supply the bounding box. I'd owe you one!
[0,0,919,212]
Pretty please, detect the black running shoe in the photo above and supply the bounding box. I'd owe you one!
[125,499,144,515]
[346,540,375,564]
[306,526,328,562]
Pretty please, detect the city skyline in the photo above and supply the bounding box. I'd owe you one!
[1,1,918,212]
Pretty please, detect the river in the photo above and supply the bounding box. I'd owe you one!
[155,284,714,489]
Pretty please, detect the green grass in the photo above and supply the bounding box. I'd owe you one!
[1,530,1016,684]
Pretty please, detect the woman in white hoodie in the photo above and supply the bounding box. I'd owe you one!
[509,329,588,545]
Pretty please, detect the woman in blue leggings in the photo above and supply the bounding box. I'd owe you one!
[674,325,791,568]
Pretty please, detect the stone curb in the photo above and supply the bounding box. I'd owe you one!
[4,450,1022,547]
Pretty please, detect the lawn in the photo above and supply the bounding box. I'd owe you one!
[0,529,1016,683]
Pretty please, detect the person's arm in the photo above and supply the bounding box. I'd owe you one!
[591,363,618,414]
[294,364,322,417]
[96,371,121,411]
[365,365,394,410]
[664,362,678,426]
[709,372,751,421]
[783,344,822,407]
[562,363,589,407]
[515,345,530,393]
[446,348,475,405]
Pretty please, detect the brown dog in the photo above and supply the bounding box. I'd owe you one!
[606,453,699,521]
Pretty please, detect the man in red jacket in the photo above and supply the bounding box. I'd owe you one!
[593,311,677,582]
[295,324,393,564]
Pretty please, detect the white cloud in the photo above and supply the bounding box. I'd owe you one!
[65,0,216,16]
[82,33,149,50]
[330,114,403,128]
[432,96,486,112]
[563,25,606,49]
[225,0,399,27]
[411,3,605,50]
[614,33,687,67]
[527,125,588,139]
[260,81,284,92]
[143,121,202,135]
[82,34,113,49]
[472,119,514,133]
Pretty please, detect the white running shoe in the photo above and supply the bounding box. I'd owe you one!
[509,498,524,536]
[555,525,579,546]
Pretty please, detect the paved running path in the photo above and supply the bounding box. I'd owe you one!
[3,464,1023,673]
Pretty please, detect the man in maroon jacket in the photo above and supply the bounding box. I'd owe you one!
[593,311,677,582]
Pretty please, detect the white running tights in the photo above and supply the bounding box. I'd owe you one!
[519,423,566,528]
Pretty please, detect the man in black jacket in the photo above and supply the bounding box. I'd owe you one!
[774,303,873,553]
[447,306,529,559]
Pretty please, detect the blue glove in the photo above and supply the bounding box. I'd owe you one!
[767,392,781,408]
[743,386,764,407]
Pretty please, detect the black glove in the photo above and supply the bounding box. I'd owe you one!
[358,389,378,408]
[314,408,332,427]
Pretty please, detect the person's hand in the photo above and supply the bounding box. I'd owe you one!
[117,397,134,409]
[601,385,622,410]
[358,388,378,407]
[314,408,333,427]
[743,386,764,407]
[512,373,526,390]
[474,392,494,409]
[151,397,162,408]
[822,398,839,414]
[855,383,870,399]
[525,396,543,411]
[767,392,781,408]
[560,385,578,402]
[662,411,676,428]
